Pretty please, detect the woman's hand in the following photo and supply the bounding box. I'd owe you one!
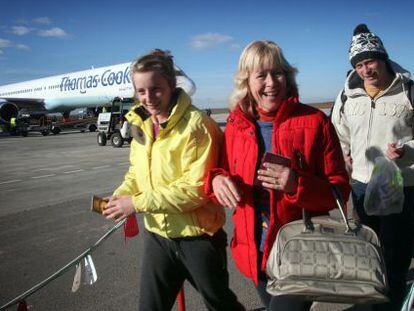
[103,195,135,222]
[257,162,297,194]
[212,175,241,209]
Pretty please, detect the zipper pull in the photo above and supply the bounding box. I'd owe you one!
[371,100,375,109]
[295,150,304,170]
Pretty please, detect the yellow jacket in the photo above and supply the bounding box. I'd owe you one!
[114,89,225,238]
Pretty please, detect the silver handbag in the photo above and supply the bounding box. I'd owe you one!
[266,187,389,304]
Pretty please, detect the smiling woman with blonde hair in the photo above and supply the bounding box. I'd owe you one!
[230,40,298,116]
[205,40,350,310]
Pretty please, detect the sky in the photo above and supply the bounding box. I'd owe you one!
[0,0,413,108]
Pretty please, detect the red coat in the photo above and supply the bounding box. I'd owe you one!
[205,98,351,285]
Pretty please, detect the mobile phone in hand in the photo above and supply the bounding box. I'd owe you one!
[91,195,108,214]
[254,152,291,186]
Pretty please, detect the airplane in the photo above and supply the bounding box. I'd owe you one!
[0,62,196,126]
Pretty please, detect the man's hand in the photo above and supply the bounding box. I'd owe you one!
[386,142,404,160]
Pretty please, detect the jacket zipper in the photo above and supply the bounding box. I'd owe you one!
[365,99,376,181]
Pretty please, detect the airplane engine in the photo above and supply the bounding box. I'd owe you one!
[0,101,19,124]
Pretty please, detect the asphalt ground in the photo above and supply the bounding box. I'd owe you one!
[0,127,407,311]
[0,130,264,311]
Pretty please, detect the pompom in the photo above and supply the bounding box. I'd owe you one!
[353,24,370,35]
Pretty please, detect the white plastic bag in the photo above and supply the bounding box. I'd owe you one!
[364,156,404,216]
[401,281,414,311]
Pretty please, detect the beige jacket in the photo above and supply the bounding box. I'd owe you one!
[331,64,414,185]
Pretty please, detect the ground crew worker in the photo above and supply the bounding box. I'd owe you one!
[9,116,17,134]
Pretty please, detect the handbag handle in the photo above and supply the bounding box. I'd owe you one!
[302,185,353,233]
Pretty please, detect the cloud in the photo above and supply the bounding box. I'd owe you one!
[0,38,11,48]
[0,39,30,54]
[15,44,30,50]
[0,38,11,54]
[189,32,234,50]
[11,26,32,36]
[33,17,52,25]
[38,27,67,38]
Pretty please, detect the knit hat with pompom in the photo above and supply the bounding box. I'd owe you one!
[349,24,388,67]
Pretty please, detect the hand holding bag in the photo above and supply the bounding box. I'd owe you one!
[266,187,389,304]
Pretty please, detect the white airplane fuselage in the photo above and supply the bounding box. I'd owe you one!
[0,62,195,123]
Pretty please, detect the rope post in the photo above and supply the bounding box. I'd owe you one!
[177,287,186,311]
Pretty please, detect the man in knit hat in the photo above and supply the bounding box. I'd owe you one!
[332,24,414,310]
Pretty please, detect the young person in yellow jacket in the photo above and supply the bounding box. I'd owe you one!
[103,49,243,311]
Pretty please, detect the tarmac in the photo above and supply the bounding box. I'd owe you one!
[0,124,411,311]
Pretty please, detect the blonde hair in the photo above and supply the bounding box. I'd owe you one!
[130,49,177,89]
[229,40,298,115]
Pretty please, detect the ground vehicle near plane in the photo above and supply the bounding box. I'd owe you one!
[9,108,98,136]
[97,97,133,148]
[11,111,52,136]
[50,109,97,135]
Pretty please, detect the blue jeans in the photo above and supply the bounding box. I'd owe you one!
[351,180,414,311]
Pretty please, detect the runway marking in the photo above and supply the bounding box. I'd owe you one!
[32,168,53,172]
[32,165,76,172]
[1,188,18,193]
[92,165,111,170]
[31,174,56,179]
[63,169,84,174]
[0,179,22,185]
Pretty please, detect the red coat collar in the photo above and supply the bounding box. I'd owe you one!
[230,96,300,127]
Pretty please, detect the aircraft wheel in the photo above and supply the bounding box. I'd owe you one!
[89,124,97,132]
[97,132,107,146]
[110,132,124,148]
[51,126,61,135]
